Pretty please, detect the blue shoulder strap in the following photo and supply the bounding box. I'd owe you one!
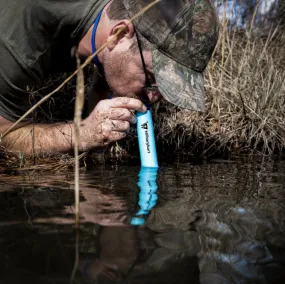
[91,10,103,65]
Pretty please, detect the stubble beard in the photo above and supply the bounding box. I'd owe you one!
[103,50,133,96]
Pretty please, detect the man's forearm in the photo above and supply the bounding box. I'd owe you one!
[0,97,147,155]
[2,123,77,155]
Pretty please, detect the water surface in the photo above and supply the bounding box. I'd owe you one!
[0,157,285,283]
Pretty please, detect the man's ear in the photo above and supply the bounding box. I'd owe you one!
[107,20,135,51]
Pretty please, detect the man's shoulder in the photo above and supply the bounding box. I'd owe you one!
[0,0,109,70]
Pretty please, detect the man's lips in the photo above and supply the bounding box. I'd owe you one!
[146,84,162,103]
[147,90,162,103]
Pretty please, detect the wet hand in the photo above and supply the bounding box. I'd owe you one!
[80,97,147,150]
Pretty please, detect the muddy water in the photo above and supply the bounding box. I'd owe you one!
[0,157,285,283]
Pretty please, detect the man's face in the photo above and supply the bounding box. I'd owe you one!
[102,41,162,103]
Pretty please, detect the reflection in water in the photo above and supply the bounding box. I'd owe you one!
[131,167,159,226]
[0,159,285,283]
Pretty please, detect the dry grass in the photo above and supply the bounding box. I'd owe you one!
[148,25,285,157]
[0,145,87,173]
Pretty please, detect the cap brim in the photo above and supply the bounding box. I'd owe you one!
[152,49,205,112]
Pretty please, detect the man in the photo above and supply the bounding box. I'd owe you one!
[0,0,219,155]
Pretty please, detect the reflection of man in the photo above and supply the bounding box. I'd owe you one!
[76,187,201,283]
[78,224,200,283]
[80,226,139,282]
[0,0,219,154]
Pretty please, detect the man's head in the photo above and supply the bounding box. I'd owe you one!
[100,0,219,110]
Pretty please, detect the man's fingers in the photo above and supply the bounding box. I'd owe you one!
[104,120,130,133]
[84,98,142,149]
[106,131,126,143]
[109,97,147,113]
[109,109,137,124]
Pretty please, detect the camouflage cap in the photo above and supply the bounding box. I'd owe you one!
[123,0,219,111]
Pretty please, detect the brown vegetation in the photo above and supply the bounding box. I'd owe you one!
[149,26,285,156]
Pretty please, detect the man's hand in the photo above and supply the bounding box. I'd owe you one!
[80,97,147,151]
[0,97,146,155]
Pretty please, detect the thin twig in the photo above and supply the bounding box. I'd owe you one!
[73,49,85,227]
[70,51,84,284]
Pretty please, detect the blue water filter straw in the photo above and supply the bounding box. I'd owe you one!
[130,109,159,226]
[135,110,159,168]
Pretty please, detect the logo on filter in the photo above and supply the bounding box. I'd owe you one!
[141,122,148,130]
[140,122,150,154]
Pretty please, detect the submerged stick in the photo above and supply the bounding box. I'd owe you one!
[70,50,84,284]
[73,49,85,227]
